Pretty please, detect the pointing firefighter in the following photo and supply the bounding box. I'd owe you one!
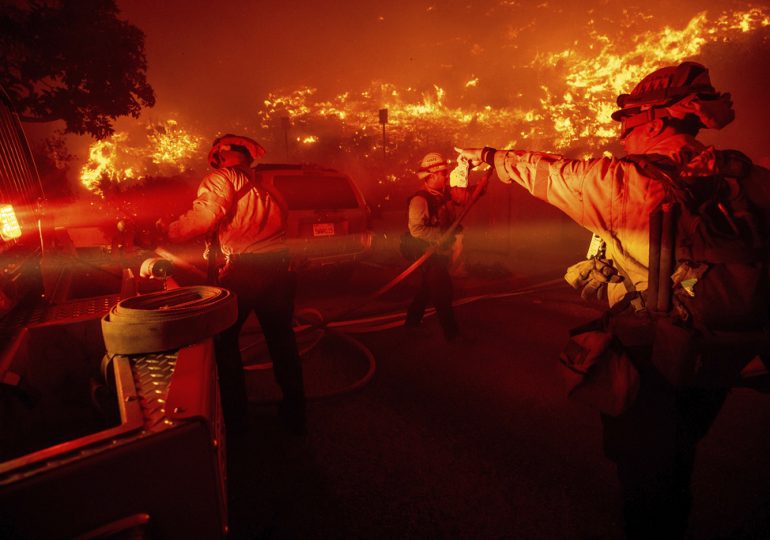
[159,134,306,434]
[457,62,770,539]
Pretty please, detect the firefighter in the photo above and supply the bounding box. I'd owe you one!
[457,62,770,538]
[403,152,464,341]
[160,134,306,434]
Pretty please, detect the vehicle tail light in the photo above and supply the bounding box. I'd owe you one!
[0,204,22,241]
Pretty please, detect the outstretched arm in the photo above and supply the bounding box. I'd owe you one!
[455,146,618,233]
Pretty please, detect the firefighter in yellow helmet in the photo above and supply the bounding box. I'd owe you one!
[160,134,306,434]
[457,62,770,539]
[403,152,465,341]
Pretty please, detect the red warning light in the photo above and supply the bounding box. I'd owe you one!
[0,204,22,241]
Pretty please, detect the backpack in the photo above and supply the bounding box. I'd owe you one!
[560,149,769,412]
[631,150,768,329]
[631,149,769,383]
[399,190,442,262]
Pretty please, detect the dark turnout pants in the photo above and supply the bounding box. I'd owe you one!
[601,346,729,540]
[214,251,304,428]
[405,253,459,340]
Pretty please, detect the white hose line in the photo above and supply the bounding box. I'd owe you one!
[241,276,565,385]
[247,329,377,405]
[329,277,566,332]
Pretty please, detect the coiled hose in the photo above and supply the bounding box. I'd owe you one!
[101,286,237,356]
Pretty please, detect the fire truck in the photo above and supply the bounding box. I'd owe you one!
[0,90,229,539]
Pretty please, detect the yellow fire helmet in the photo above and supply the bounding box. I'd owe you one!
[417,152,450,180]
[611,62,735,138]
[208,134,266,168]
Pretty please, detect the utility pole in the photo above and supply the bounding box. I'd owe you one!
[378,108,388,161]
[280,116,290,161]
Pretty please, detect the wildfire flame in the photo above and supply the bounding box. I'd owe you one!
[80,120,202,196]
[80,133,131,196]
[259,82,541,158]
[257,7,769,157]
[77,5,769,199]
[147,119,202,167]
[537,8,770,150]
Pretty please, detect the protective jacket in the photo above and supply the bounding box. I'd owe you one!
[491,134,770,306]
[408,187,450,244]
[168,165,286,256]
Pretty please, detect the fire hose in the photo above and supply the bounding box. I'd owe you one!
[240,276,565,404]
[240,169,507,400]
[330,168,494,323]
[101,286,237,356]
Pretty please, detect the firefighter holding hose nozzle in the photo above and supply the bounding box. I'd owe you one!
[401,152,473,342]
[457,62,770,539]
[157,134,306,435]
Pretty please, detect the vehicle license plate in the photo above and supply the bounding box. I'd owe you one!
[312,223,335,236]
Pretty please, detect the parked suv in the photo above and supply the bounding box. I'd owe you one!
[255,163,373,268]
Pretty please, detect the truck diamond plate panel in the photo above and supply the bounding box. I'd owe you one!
[129,352,178,431]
